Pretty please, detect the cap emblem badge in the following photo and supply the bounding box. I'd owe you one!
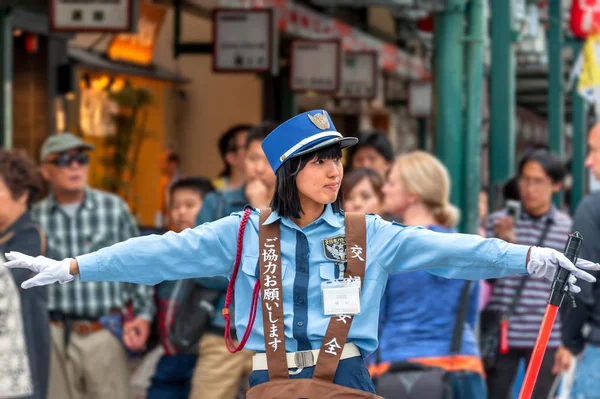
[307,111,330,130]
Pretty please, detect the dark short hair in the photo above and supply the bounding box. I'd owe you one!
[347,131,394,165]
[341,168,384,203]
[218,124,252,177]
[0,149,42,209]
[170,176,215,201]
[518,148,566,184]
[271,143,343,218]
[246,121,279,148]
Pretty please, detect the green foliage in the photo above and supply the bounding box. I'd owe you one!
[101,81,153,201]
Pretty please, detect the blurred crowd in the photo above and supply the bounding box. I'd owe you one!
[2,119,600,399]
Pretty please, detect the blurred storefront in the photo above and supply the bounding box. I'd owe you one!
[0,7,71,159]
[65,1,188,226]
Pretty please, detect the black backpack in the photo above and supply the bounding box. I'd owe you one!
[168,279,222,354]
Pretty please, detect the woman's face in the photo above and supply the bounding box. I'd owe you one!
[344,177,382,214]
[296,157,343,207]
[0,176,27,230]
[382,166,413,217]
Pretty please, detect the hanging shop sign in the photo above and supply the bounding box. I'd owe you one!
[107,2,166,65]
[338,51,378,99]
[213,9,273,73]
[407,80,432,117]
[384,72,406,105]
[290,39,340,92]
[50,0,134,32]
[217,0,429,79]
[570,0,600,38]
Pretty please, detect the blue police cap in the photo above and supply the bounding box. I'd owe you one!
[262,110,358,173]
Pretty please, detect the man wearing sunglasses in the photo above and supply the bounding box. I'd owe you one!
[32,133,155,399]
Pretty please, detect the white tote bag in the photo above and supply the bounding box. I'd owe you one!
[0,254,33,398]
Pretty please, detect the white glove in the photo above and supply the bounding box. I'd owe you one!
[527,246,600,293]
[4,252,74,289]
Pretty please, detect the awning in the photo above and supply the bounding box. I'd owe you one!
[68,47,189,84]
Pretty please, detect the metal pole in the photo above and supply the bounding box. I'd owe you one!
[549,0,564,206]
[462,0,485,234]
[0,9,12,149]
[434,0,466,215]
[571,41,587,212]
[489,0,515,210]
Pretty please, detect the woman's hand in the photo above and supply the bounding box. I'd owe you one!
[3,252,75,288]
[527,246,600,292]
[552,346,573,374]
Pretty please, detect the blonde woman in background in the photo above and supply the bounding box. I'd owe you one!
[374,151,486,398]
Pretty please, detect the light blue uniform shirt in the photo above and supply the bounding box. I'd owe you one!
[77,205,530,356]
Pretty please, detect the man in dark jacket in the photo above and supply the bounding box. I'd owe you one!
[561,122,600,397]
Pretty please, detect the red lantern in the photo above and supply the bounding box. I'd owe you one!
[417,15,434,33]
[25,33,37,53]
[570,0,600,38]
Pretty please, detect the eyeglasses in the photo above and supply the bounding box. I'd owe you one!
[48,152,90,167]
[518,176,552,188]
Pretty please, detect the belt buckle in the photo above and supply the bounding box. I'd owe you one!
[294,350,315,369]
[75,320,94,334]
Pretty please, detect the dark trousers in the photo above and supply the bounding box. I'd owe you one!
[449,371,487,399]
[147,354,197,399]
[486,347,557,399]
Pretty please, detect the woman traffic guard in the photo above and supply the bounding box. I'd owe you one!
[5,110,599,399]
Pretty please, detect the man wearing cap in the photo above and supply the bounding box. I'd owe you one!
[5,112,600,398]
[32,133,155,399]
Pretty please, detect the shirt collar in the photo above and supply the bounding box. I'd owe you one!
[520,205,556,224]
[262,204,342,228]
[48,187,96,212]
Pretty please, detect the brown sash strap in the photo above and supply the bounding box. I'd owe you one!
[258,209,290,381]
[313,212,367,382]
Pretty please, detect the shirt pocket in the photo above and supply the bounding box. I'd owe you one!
[241,255,288,280]
[319,261,340,281]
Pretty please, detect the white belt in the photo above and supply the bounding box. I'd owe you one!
[252,342,361,372]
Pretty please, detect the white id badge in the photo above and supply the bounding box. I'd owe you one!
[321,277,361,316]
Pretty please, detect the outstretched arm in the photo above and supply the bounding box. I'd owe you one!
[369,218,598,288]
[5,215,242,288]
[371,219,530,279]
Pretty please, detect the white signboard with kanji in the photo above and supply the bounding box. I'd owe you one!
[338,51,377,99]
[50,0,132,32]
[290,40,340,92]
[213,9,273,72]
[408,80,432,117]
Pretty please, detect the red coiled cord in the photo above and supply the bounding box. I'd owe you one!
[223,207,261,353]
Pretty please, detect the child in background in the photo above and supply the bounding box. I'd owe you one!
[147,177,215,399]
